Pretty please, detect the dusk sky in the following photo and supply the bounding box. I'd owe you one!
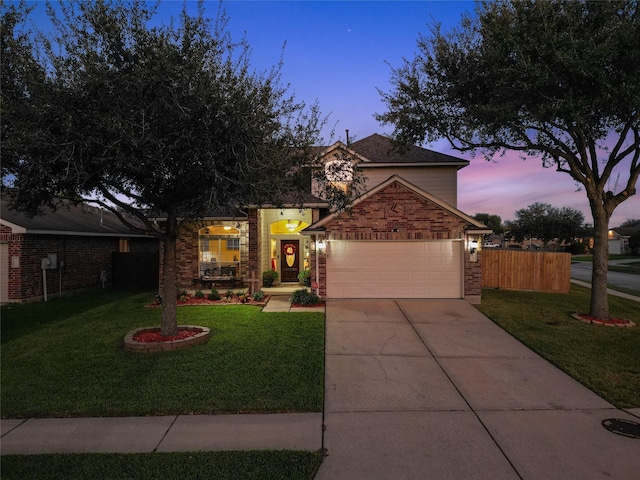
[26,0,639,227]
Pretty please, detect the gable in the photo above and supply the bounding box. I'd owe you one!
[308,177,486,241]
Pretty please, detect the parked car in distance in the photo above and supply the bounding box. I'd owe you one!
[483,242,500,248]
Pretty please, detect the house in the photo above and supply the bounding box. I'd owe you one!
[608,228,632,255]
[172,134,490,303]
[1,198,158,303]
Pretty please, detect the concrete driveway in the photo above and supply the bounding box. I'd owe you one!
[315,299,640,480]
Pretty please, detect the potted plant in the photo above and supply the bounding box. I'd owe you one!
[297,269,311,287]
[262,270,278,287]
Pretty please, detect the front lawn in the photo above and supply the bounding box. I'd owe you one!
[477,285,640,408]
[1,292,324,418]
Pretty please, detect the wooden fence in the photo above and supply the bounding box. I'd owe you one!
[481,249,571,293]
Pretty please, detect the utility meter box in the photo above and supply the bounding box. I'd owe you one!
[41,253,58,270]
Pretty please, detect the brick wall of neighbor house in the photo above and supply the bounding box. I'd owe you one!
[0,229,156,301]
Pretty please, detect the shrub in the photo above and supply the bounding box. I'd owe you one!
[252,290,265,301]
[297,269,311,286]
[207,289,220,301]
[194,290,205,298]
[176,290,189,302]
[290,289,320,306]
[263,270,278,287]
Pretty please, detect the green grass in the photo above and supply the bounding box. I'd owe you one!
[572,254,639,262]
[0,451,323,480]
[608,262,640,274]
[476,285,640,408]
[1,292,324,418]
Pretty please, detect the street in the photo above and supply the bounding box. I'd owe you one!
[571,259,640,294]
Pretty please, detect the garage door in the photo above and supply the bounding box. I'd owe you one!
[326,240,462,299]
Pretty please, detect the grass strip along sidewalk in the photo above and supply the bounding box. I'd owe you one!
[477,284,640,409]
[1,292,324,480]
[0,451,323,480]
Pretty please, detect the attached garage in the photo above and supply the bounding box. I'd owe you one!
[326,240,462,299]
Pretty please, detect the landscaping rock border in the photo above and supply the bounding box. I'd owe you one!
[571,313,635,328]
[124,325,211,353]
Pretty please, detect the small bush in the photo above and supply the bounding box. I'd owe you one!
[262,270,278,287]
[176,290,189,302]
[207,289,220,301]
[252,290,265,301]
[225,290,235,297]
[194,290,205,298]
[290,289,320,306]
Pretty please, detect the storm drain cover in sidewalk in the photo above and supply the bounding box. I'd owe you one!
[602,418,640,439]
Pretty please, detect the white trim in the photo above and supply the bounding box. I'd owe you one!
[0,219,26,234]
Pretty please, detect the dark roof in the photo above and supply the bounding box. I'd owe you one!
[1,197,148,236]
[347,134,468,165]
[612,226,639,237]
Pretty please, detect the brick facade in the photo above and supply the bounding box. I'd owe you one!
[1,226,157,302]
[312,181,482,300]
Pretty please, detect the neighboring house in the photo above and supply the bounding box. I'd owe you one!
[578,227,635,255]
[171,134,490,303]
[1,198,158,303]
[608,228,632,255]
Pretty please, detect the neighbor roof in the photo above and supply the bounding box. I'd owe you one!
[1,197,150,237]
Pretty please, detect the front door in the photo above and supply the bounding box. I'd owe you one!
[280,240,300,282]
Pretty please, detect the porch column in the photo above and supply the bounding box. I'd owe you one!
[248,208,259,291]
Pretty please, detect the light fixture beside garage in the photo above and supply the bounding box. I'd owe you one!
[468,234,480,262]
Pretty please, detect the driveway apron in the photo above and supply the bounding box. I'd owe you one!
[316,299,640,480]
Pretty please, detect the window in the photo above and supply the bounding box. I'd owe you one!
[119,239,130,253]
[325,158,353,192]
[227,238,240,250]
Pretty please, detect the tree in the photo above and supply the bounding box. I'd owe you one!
[1,0,353,336]
[377,0,640,319]
[473,213,503,235]
[505,202,585,248]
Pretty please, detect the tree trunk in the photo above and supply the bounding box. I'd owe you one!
[589,206,611,320]
[160,212,179,337]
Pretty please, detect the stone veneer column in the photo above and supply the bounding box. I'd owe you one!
[248,209,259,286]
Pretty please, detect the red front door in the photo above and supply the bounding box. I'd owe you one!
[280,240,300,282]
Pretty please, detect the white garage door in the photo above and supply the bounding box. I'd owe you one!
[326,240,462,299]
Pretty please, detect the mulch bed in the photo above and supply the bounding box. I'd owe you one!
[146,293,269,308]
[572,312,635,328]
[133,329,200,343]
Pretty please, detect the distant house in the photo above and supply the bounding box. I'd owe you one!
[608,227,633,255]
[160,133,490,303]
[1,198,158,303]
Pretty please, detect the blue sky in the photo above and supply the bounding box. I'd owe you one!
[24,0,639,227]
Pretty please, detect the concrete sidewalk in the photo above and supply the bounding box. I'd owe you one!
[1,413,322,455]
[315,299,640,480]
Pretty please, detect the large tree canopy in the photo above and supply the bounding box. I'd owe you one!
[377,0,640,319]
[1,0,353,335]
[505,202,585,248]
